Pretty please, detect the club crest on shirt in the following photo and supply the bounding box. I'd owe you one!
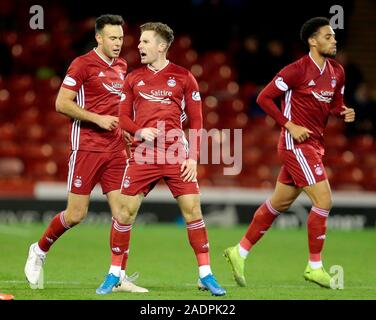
[74,177,82,188]
[167,77,176,87]
[331,78,337,88]
[123,177,130,188]
[314,164,323,176]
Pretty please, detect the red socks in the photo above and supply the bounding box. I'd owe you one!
[38,211,70,252]
[186,219,210,266]
[240,199,280,251]
[110,218,132,267]
[307,207,329,262]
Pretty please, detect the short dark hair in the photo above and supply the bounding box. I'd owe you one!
[95,14,124,33]
[140,22,174,49]
[300,17,330,47]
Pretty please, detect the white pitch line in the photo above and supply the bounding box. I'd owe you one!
[2,280,375,290]
[0,225,31,237]
[0,280,82,285]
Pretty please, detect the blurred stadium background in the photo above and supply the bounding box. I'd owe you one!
[0,0,375,227]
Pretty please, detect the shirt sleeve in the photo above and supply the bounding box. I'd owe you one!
[119,76,142,134]
[184,72,203,161]
[330,65,346,116]
[256,63,301,127]
[61,57,87,92]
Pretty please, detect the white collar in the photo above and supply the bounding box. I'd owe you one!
[94,48,114,66]
[309,52,326,75]
[147,60,170,74]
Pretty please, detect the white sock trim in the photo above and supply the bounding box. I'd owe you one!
[238,244,249,258]
[34,243,47,256]
[265,199,281,216]
[109,265,121,277]
[199,265,212,278]
[309,260,323,269]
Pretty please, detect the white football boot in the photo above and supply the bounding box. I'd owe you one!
[24,243,45,289]
[112,272,149,293]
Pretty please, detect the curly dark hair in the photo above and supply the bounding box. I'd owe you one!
[300,17,330,47]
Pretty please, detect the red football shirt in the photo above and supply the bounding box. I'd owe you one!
[119,62,203,161]
[61,49,127,152]
[258,53,345,155]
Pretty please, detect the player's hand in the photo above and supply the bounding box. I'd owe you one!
[122,130,133,145]
[284,121,313,143]
[340,106,355,122]
[140,128,159,142]
[96,115,119,131]
[180,159,197,182]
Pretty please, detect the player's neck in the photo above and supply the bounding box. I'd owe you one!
[94,47,114,65]
[309,50,326,70]
[148,58,169,72]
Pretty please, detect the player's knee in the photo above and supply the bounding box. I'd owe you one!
[312,197,332,211]
[182,206,202,222]
[64,208,87,226]
[118,207,137,224]
[269,199,290,213]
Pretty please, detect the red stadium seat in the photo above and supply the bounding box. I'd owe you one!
[0,122,17,141]
[0,157,24,178]
[332,166,365,191]
[349,134,375,153]
[0,141,21,157]
[24,159,59,181]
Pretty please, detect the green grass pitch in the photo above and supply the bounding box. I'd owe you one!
[1,223,375,300]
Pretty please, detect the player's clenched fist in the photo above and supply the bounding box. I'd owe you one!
[140,127,160,142]
[340,106,355,123]
[284,121,313,143]
[96,115,119,131]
